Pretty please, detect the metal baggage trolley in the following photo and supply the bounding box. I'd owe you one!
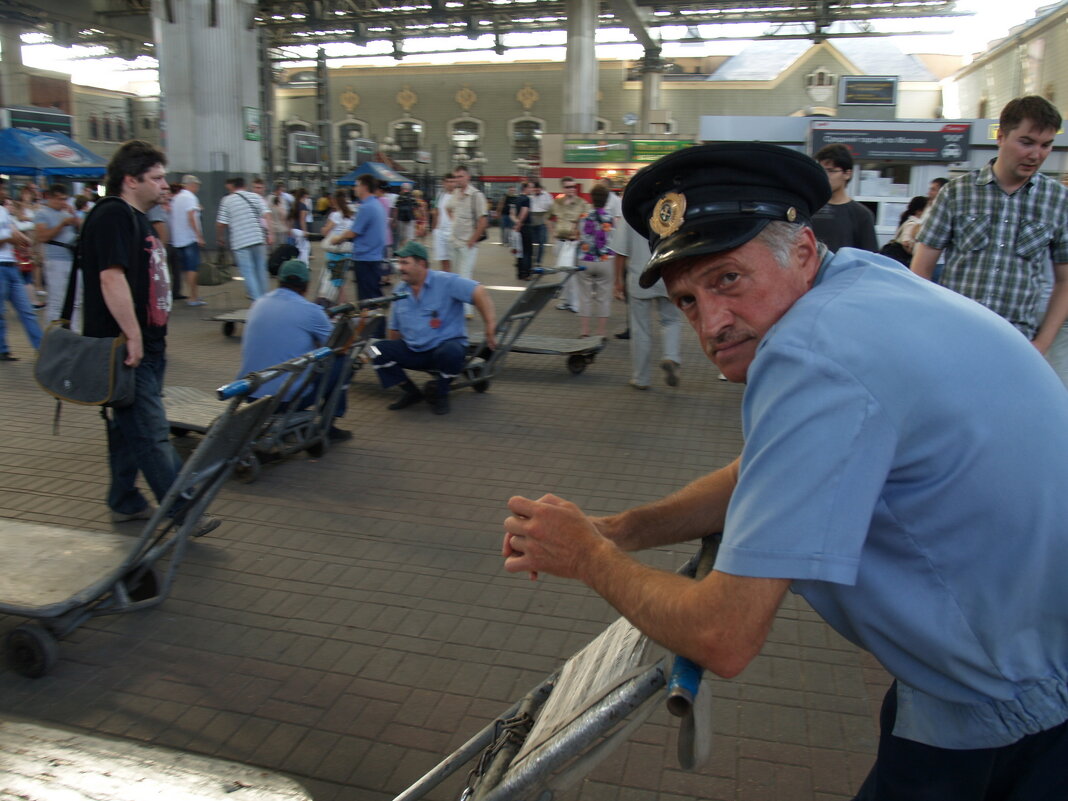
[442,266,607,394]
[392,536,720,801]
[0,370,285,678]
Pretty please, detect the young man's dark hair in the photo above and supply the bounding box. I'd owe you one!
[356,174,376,193]
[46,183,68,197]
[104,139,167,197]
[931,177,949,190]
[227,176,246,189]
[453,165,471,177]
[442,171,454,182]
[1000,95,1062,135]
[814,143,854,173]
[590,184,609,209]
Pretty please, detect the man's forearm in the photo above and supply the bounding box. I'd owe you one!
[599,457,740,551]
[1033,265,1068,352]
[909,242,941,279]
[100,268,142,343]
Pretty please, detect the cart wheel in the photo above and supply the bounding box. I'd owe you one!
[306,437,330,458]
[222,321,236,337]
[567,354,588,375]
[170,426,190,438]
[122,566,161,602]
[234,454,261,483]
[5,624,58,679]
[472,379,491,393]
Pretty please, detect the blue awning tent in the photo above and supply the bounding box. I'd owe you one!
[336,161,407,187]
[0,128,107,179]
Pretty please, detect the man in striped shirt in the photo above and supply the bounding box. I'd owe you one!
[912,96,1068,355]
[216,176,273,301]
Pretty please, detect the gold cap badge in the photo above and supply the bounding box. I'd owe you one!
[786,206,797,222]
[649,191,686,238]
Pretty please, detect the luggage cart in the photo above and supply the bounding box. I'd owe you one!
[391,536,720,801]
[211,308,249,338]
[0,716,312,800]
[0,370,285,679]
[166,294,404,481]
[442,266,606,394]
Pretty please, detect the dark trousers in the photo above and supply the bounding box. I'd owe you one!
[106,350,183,515]
[517,225,534,279]
[352,260,382,302]
[854,682,1068,801]
[372,338,466,396]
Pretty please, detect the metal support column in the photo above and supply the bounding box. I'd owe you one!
[562,0,598,135]
[639,48,666,134]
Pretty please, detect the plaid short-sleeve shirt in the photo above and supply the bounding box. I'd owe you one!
[917,160,1068,338]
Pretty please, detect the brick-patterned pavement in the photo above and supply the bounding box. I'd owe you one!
[0,239,887,800]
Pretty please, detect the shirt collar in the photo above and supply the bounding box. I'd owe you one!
[977,157,1034,193]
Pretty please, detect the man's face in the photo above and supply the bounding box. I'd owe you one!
[128,163,167,209]
[252,181,265,196]
[453,170,469,189]
[997,119,1057,185]
[46,192,69,210]
[819,160,850,194]
[562,181,578,198]
[665,231,817,383]
[927,181,942,201]
[397,256,428,285]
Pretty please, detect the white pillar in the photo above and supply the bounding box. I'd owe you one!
[640,49,665,134]
[562,0,598,134]
[0,24,30,108]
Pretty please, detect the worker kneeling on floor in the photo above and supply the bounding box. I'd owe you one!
[370,242,496,416]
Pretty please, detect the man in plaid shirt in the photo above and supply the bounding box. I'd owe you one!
[912,96,1068,355]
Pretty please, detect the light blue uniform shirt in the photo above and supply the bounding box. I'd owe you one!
[238,288,333,399]
[388,270,477,352]
[350,197,387,261]
[718,248,1068,749]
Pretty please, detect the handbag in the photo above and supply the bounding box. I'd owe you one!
[34,198,136,409]
[878,239,912,266]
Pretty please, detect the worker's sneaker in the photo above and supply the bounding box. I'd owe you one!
[661,359,680,387]
[191,515,221,538]
[110,505,155,523]
[388,388,424,410]
[428,395,450,415]
[628,379,649,391]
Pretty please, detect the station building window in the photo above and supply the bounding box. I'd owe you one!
[390,119,424,161]
[510,117,544,163]
[449,118,482,163]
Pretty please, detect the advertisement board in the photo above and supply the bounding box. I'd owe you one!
[810,120,971,162]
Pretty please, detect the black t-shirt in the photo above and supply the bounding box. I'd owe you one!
[513,194,531,221]
[80,197,171,350]
[811,200,878,254]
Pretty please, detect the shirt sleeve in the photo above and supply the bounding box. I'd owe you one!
[475,191,488,218]
[718,343,898,585]
[216,196,230,225]
[855,204,878,252]
[916,185,955,250]
[309,307,333,344]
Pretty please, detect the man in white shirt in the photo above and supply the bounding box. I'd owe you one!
[444,166,488,297]
[216,176,272,301]
[170,174,206,306]
[0,177,42,360]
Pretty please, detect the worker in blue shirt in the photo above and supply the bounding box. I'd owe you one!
[370,241,496,415]
[338,173,388,302]
[238,259,351,441]
[501,142,1068,799]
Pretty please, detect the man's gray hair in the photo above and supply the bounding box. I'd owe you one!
[756,221,827,267]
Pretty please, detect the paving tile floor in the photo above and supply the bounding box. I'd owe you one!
[0,239,888,800]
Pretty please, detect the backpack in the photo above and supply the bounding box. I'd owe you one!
[395,193,415,223]
[268,243,299,276]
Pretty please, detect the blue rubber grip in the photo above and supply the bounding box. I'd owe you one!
[666,655,704,717]
[310,347,333,361]
[217,378,251,400]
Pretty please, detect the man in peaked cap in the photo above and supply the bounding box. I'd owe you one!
[501,143,1068,797]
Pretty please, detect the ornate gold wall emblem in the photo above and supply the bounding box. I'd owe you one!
[396,85,418,112]
[516,83,539,111]
[455,85,477,111]
[340,87,360,113]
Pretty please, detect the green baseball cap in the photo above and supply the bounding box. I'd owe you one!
[394,241,428,261]
[278,259,309,283]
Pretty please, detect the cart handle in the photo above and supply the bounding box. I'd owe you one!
[217,347,334,399]
[666,533,721,717]
[328,292,409,316]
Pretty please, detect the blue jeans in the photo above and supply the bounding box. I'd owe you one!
[106,350,183,515]
[372,338,466,396]
[175,243,200,272]
[0,262,42,354]
[232,244,269,300]
[530,223,548,268]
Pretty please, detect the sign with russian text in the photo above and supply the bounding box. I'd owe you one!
[810,121,972,163]
[563,139,630,163]
[838,76,898,106]
[631,139,695,162]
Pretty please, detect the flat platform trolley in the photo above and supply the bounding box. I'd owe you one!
[447,266,606,394]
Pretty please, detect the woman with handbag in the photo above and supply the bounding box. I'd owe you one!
[878,195,929,267]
